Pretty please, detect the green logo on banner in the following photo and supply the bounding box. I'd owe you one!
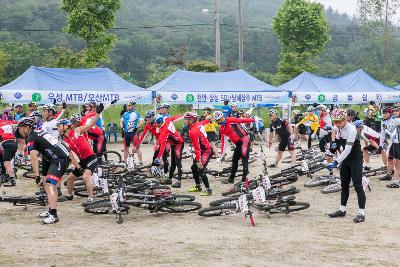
[318,94,326,102]
[32,93,42,102]
[186,94,194,103]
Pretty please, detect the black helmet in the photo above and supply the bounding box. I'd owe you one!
[18,117,36,127]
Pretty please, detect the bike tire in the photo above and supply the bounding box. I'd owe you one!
[74,186,107,198]
[102,151,122,163]
[304,177,331,187]
[259,201,310,214]
[198,204,238,217]
[210,196,239,207]
[160,201,202,213]
[0,195,46,206]
[84,200,129,214]
[22,170,36,179]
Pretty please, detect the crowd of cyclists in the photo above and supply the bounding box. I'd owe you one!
[0,98,399,224]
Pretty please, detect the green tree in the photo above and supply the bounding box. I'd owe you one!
[185,60,219,72]
[358,0,400,81]
[272,0,330,82]
[0,50,9,85]
[146,62,177,86]
[60,0,121,67]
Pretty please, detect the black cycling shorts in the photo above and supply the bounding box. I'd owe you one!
[278,135,294,152]
[42,158,69,185]
[72,155,98,177]
[2,140,17,161]
[124,130,137,148]
[390,143,400,160]
[206,132,218,142]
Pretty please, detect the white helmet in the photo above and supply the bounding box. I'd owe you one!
[213,111,224,120]
[317,104,328,112]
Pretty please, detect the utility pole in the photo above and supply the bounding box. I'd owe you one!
[238,0,244,69]
[214,0,221,68]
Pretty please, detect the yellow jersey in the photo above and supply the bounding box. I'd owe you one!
[297,114,319,134]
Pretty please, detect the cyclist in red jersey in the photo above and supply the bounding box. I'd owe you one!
[138,111,170,174]
[58,104,104,204]
[0,120,18,186]
[184,112,213,195]
[80,113,106,164]
[153,114,183,186]
[213,111,255,184]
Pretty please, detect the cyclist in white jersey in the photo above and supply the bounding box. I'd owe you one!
[385,105,400,188]
[42,103,66,140]
[379,107,396,181]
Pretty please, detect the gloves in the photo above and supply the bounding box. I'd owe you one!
[96,103,104,114]
[111,99,118,105]
[78,167,85,174]
[35,176,41,185]
[153,158,161,166]
[323,125,332,131]
[196,161,203,169]
[330,142,337,149]
[327,160,338,171]
[62,101,67,109]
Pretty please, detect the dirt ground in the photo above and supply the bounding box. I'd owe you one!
[0,141,399,267]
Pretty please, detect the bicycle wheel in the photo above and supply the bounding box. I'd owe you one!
[0,195,46,206]
[198,204,238,217]
[161,201,202,213]
[260,201,310,214]
[102,151,122,163]
[84,200,129,214]
[210,196,239,207]
[74,186,107,198]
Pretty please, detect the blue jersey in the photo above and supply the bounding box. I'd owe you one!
[14,112,26,121]
[121,110,141,132]
[221,106,232,118]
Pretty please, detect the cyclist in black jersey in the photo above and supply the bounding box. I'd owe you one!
[327,109,366,223]
[268,109,296,167]
[18,117,70,224]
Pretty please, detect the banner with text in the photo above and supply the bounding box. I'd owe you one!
[158,91,288,104]
[291,92,400,104]
[1,90,152,104]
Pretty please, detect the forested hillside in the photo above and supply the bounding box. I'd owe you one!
[0,0,399,86]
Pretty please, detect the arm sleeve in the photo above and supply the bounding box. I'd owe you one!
[335,127,357,164]
[190,131,201,162]
[220,129,225,155]
[156,132,168,159]
[138,125,149,145]
[226,117,255,124]
[296,115,308,126]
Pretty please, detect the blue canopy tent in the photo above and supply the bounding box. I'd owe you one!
[0,66,152,104]
[396,84,400,89]
[148,69,288,106]
[280,69,400,104]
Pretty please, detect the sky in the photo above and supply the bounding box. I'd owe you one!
[312,0,358,16]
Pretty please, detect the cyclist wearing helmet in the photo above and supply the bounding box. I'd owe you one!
[42,102,66,140]
[138,111,170,175]
[30,111,43,130]
[202,107,219,155]
[327,108,366,223]
[295,105,319,149]
[0,119,18,186]
[80,111,107,165]
[58,104,104,204]
[184,112,213,195]
[153,114,184,186]
[231,103,240,118]
[378,107,395,181]
[346,109,359,122]
[292,110,307,142]
[213,110,255,184]
[120,101,143,162]
[159,103,171,118]
[385,105,400,188]
[354,120,384,170]
[268,109,296,167]
[317,105,332,153]
[27,101,38,116]
[18,117,70,224]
